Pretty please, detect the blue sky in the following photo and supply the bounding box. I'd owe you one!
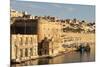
[10,0,95,22]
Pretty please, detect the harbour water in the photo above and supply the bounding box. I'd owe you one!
[12,42,95,66]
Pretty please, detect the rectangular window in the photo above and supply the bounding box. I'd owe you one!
[20,49,23,57]
[25,48,28,57]
[25,37,28,44]
[20,37,23,45]
[30,48,33,56]
[31,37,33,44]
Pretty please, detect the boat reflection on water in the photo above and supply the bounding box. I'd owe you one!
[11,42,95,66]
[76,43,91,52]
[79,50,91,62]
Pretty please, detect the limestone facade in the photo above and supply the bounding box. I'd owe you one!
[11,34,38,62]
[10,9,23,18]
[38,19,62,56]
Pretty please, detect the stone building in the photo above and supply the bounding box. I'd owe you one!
[11,34,38,62]
[38,19,63,57]
[10,9,23,18]
[11,18,38,62]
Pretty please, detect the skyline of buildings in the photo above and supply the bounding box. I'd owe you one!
[11,10,63,63]
[10,1,95,66]
[11,9,95,64]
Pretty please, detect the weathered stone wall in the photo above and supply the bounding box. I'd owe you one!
[38,19,62,56]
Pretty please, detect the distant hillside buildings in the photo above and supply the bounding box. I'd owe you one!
[10,9,95,62]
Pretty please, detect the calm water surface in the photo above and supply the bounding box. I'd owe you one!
[12,43,95,66]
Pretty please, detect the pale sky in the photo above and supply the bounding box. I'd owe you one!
[11,0,95,22]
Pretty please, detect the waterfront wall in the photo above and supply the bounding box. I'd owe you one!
[62,32,95,43]
[10,10,95,63]
[61,32,95,50]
